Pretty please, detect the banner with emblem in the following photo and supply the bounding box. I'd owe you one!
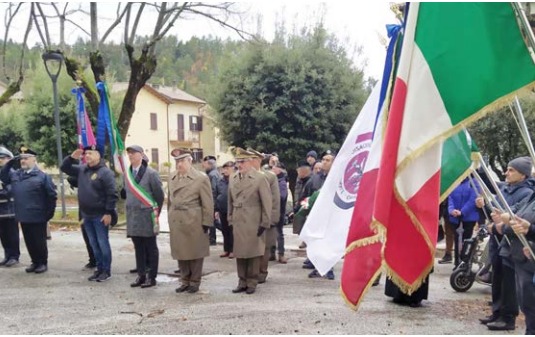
[96,82,160,228]
[299,80,382,275]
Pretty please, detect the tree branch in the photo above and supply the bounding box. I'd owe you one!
[128,2,145,45]
[31,4,49,49]
[2,3,23,81]
[100,3,131,45]
[35,3,52,47]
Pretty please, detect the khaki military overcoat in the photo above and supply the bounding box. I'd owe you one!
[263,170,280,225]
[228,169,272,258]
[168,167,214,260]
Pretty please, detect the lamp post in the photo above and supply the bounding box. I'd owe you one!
[42,51,66,219]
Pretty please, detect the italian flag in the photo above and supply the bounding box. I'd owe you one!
[374,2,535,295]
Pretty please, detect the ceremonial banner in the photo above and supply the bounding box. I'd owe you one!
[374,2,535,296]
[96,82,160,227]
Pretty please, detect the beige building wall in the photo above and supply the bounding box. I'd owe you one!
[124,89,169,170]
[120,84,230,171]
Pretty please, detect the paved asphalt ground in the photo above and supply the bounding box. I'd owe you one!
[0,226,526,335]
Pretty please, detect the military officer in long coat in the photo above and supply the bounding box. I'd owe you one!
[247,148,280,284]
[228,147,272,294]
[168,148,214,294]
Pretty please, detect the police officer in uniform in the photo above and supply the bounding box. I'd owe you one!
[168,148,214,294]
[0,146,19,267]
[247,148,280,284]
[228,147,272,294]
[0,146,57,273]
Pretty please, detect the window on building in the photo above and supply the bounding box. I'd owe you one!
[150,113,157,130]
[190,115,203,131]
[151,148,159,165]
[177,114,184,141]
[192,148,203,163]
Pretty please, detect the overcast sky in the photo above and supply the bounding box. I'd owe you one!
[1,2,398,80]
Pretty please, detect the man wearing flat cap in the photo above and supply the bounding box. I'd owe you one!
[123,145,164,289]
[246,147,280,283]
[228,147,272,294]
[0,146,20,267]
[476,156,534,331]
[168,148,214,294]
[0,145,57,274]
[61,145,117,282]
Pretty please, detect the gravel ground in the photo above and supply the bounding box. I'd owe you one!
[0,228,525,335]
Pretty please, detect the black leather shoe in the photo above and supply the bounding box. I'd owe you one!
[487,319,515,331]
[232,287,247,293]
[141,279,157,288]
[130,277,146,287]
[34,264,48,273]
[129,268,138,274]
[0,258,8,266]
[4,259,19,267]
[245,287,256,294]
[187,286,199,293]
[25,264,37,273]
[175,285,190,293]
[479,315,498,325]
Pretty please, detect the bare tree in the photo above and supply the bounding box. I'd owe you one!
[0,2,251,138]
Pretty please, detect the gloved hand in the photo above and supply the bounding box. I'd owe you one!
[257,226,265,237]
[202,225,210,234]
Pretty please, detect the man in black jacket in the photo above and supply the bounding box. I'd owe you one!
[0,146,57,274]
[61,145,117,282]
[215,161,235,258]
[0,146,19,267]
[202,155,220,245]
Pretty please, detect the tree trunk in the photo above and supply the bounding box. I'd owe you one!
[0,76,23,108]
[63,56,100,116]
[118,44,157,139]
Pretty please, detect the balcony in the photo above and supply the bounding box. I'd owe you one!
[169,129,200,148]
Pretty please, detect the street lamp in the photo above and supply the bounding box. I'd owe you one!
[42,51,66,219]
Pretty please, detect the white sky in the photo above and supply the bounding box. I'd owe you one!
[1,2,398,80]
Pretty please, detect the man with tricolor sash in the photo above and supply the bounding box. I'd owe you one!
[123,145,164,289]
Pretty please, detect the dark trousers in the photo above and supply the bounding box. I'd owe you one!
[220,213,233,253]
[81,224,96,265]
[270,223,285,256]
[260,227,277,282]
[515,265,535,334]
[178,258,204,287]
[0,217,20,260]
[209,226,216,244]
[20,222,48,266]
[492,257,519,322]
[131,236,159,280]
[453,221,475,267]
[237,256,261,289]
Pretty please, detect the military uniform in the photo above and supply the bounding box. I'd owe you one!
[246,148,281,284]
[168,149,214,292]
[228,148,272,294]
[0,147,19,266]
[0,146,57,273]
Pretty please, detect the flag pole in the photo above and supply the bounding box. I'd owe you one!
[509,96,535,163]
[475,153,535,259]
[512,2,535,64]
